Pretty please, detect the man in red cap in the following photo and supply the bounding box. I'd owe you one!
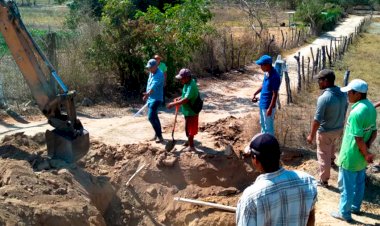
[167,68,200,152]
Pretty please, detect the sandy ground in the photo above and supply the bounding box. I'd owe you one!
[0,15,379,225]
[0,72,259,145]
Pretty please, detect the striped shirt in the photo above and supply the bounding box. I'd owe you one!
[236,168,317,226]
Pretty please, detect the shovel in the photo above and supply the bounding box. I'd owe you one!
[133,102,148,117]
[165,105,179,151]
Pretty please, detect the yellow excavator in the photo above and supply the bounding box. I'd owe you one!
[0,0,89,163]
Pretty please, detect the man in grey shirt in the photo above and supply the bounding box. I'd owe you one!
[307,69,348,187]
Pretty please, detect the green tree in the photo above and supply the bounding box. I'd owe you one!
[295,0,324,35]
[87,0,212,93]
[295,0,343,35]
[137,0,213,87]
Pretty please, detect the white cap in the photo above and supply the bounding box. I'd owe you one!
[340,79,368,93]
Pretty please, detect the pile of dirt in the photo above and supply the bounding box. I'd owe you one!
[199,115,260,156]
[82,139,258,225]
[0,133,115,225]
[1,118,379,225]
[0,118,261,225]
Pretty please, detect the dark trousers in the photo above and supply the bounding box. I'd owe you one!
[148,100,162,138]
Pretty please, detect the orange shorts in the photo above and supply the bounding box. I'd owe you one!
[185,115,199,137]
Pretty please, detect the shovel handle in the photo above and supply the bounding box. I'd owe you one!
[172,105,179,132]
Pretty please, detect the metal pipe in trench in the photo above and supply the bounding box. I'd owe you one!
[173,197,237,212]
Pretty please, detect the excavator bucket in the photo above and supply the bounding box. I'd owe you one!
[45,129,90,163]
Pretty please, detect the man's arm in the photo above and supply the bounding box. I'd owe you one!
[307,120,320,144]
[252,85,262,102]
[167,84,192,109]
[266,91,278,116]
[355,133,376,163]
[167,97,189,109]
[366,130,377,149]
[374,101,380,108]
[143,88,153,102]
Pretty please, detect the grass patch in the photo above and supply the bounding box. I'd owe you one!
[0,4,71,55]
[0,29,76,56]
[210,4,289,28]
[334,32,380,103]
[19,5,68,30]
[333,29,380,154]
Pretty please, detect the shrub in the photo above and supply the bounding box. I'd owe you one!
[321,4,344,31]
[81,0,213,95]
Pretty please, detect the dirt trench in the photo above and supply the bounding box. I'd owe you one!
[0,116,264,225]
[1,112,380,225]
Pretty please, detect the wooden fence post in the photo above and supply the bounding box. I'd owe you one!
[330,38,333,63]
[320,48,323,70]
[307,57,310,84]
[297,30,301,46]
[343,70,350,86]
[334,37,338,60]
[302,55,305,83]
[343,36,348,55]
[350,33,353,45]
[230,33,234,69]
[284,63,293,104]
[281,29,285,48]
[294,52,301,93]
[285,32,288,49]
[310,47,315,77]
[267,35,275,53]
[222,32,228,71]
[0,73,5,108]
[321,46,326,69]
[315,48,320,75]
[326,45,332,68]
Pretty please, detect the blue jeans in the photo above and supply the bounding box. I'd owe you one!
[259,108,276,135]
[148,101,162,138]
[338,167,366,220]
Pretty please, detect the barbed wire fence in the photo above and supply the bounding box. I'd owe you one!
[274,17,372,149]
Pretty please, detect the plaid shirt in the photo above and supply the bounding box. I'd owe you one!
[236,168,317,226]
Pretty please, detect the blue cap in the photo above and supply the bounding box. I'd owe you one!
[341,79,368,93]
[146,59,157,68]
[255,55,272,65]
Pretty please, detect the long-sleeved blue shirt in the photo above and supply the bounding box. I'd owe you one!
[146,69,164,103]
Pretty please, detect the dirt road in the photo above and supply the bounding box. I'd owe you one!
[0,15,367,145]
[282,15,366,93]
[0,72,261,146]
[0,14,379,225]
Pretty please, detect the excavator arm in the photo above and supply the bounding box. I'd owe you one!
[0,0,89,163]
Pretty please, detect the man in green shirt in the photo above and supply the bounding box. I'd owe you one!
[167,68,199,152]
[331,79,377,223]
[154,55,168,106]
